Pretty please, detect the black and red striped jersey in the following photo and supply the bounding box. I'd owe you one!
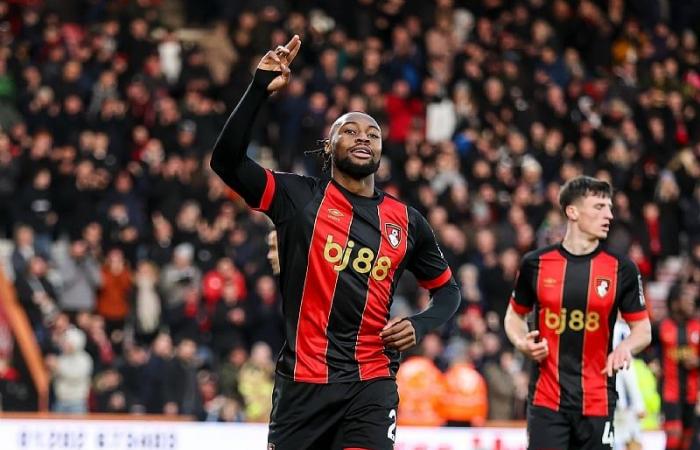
[509,243,648,417]
[239,170,452,383]
[657,317,700,404]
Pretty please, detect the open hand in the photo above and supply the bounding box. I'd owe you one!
[380,317,416,352]
[257,35,301,92]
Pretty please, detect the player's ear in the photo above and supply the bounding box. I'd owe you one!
[565,204,578,220]
[323,138,331,156]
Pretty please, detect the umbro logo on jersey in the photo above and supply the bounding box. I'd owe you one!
[543,277,557,287]
[328,208,344,221]
[595,277,611,298]
[385,223,402,249]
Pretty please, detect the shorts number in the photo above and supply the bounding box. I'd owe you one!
[601,420,614,447]
[387,409,396,442]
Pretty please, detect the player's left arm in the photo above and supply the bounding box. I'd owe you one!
[603,257,652,376]
[381,212,459,352]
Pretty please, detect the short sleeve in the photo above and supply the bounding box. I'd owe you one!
[509,253,538,315]
[617,257,649,322]
[250,170,318,225]
[406,212,452,290]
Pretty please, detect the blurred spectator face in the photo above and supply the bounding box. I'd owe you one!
[106,248,125,272]
[391,80,410,98]
[152,333,173,357]
[484,78,503,103]
[114,171,132,193]
[130,18,148,38]
[221,283,239,304]
[177,202,201,229]
[266,231,280,275]
[500,248,519,274]
[136,260,158,283]
[28,255,47,276]
[475,229,496,254]
[127,345,148,365]
[642,203,659,221]
[250,342,272,367]
[15,225,34,247]
[319,48,338,73]
[173,243,194,268]
[176,339,197,362]
[256,275,277,303]
[33,169,51,189]
[228,346,248,367]
[515,224,535,251]
[70,239,88,259]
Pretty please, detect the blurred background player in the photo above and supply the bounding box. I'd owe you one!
[654,282,700,450]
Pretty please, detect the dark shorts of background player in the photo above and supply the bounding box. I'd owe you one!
[663,401,696,431]
[527,404,615,450]
[267,375,399,450]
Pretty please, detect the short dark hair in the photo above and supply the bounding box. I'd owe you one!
[558,176,612,211]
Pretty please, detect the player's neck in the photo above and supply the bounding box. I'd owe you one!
[561,228,600,256]
[332,171,375,197]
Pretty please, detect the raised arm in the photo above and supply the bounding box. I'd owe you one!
[209,35,301,206]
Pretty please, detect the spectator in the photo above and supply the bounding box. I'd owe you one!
[163,338,203,417]
[47,327,93,413]
[131,260,162,344]
[237,342,274,423]
[54,238,102,314]
[96,248,133,336]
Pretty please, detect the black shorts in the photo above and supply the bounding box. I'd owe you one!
[662,401,696,430]
[527,405,615,450]
[267,375,399,450]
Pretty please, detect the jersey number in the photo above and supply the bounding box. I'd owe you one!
[324,235,392,281]
[387,409,397,442]
[601,421,614,447]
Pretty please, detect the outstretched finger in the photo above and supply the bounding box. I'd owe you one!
[285,35,302,62]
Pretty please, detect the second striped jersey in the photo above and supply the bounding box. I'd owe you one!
[509,244,648,416]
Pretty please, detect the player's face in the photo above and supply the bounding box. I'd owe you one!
[573,194,613,240]
[330,113,382,180]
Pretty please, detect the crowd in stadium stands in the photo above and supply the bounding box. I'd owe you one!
[0,0,699,426]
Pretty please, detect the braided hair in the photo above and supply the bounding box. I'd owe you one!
[304,139,332,172]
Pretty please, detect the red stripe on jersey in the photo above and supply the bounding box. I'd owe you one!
[418,267,453,290]
[582,252,617,416]
[533,250,567,411]
[253,169,276,212]
[661,319,680,402]
[687,320,700,403]
[356,197,408,380]
[509,297,532,315]
[294,183,353,383]
[621,310,648,322]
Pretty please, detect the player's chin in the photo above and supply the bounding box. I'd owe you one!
[597,229,609,239]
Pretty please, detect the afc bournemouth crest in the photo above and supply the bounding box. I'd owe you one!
[595,277,611,298]
[385,223,402,249]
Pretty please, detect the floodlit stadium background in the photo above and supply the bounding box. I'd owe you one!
[0,0,699,449]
